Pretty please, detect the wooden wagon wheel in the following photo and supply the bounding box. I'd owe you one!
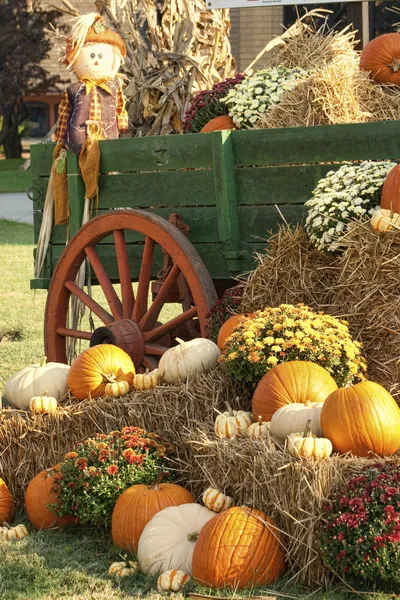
[44,209,218,369]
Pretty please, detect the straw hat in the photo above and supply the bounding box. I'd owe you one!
[64,13,126,67]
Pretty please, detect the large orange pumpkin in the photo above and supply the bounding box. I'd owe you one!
[252,361,338,422]
[380,164,400,214]
[217,314,246,350]
[111,476,195,551]
[67,344,135,400]
[200,116,235,133]
[0,478,14,525]
[320,381,400,457]
[192,506,285,589]
[360,33,400,85]
[25,464,75,530]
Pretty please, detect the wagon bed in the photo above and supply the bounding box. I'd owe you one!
[29,121,400,368]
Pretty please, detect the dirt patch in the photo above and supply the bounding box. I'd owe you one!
[0,329,23,343]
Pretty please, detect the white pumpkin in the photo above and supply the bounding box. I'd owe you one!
[270,401,324,440]
[202,488,234,513]
[247,416,271,440]
[138,503,215,575]
[159,338,220,384]
[288,431,333,460]
[4,357,69,409]
[157,569,190,593]
[214,410,253,439]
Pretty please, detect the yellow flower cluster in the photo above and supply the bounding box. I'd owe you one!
[219,304,367,386]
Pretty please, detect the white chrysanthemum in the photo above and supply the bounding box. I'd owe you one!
[305,161,396,252]
[221,66,309,128]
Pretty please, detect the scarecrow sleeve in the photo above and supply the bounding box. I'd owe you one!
[116,84,129,133]
[56,90,71,144]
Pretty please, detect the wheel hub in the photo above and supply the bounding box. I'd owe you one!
[90,319,145,367]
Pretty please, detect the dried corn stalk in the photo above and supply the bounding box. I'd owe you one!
[67,0,237,135]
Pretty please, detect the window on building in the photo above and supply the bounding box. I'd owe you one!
[24,102,50,137]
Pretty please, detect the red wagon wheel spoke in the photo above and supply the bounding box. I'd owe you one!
[56,327,92,340]
[143,307,198,343]
[44,209,217,367]
[114,229,135,318]
[139,263,181,331]
[132,236,154,323]
[144,343,169,356]
[64,280,113,324]
[84,245,123,321]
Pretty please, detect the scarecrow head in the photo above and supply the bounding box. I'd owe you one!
[64,13,126,81]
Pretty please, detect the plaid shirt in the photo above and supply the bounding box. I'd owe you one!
[56,79,129,143]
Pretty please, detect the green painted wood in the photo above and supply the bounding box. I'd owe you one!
[67,151,85,238]
[30,143,55,178]
[232,121,400,167]
[235,164,338,205]
[98,135,213,173]
[212,131,243,273]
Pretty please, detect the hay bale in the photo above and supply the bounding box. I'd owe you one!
[239,225,337,314]
[0,369,247,504]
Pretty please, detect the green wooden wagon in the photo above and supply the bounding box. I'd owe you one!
[29,121,400,369]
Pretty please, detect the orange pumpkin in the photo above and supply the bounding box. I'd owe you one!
[25,464,75,530]
[217,314,246,350]
[192,506,285,589]
[252,361,338,422]
[0,478,14,525]
[360,33,400,85]
[320,381,400,457]
[67,344,135,400]
[111,475,195,551]
[380,164,400,214]
[200,116,235,133]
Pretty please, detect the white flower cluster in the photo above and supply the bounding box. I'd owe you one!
[305,161,396,252]
[221,66,309,127]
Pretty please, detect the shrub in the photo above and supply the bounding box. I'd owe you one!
[321,462,400,588]
[52,427,173,528]
[218,303,367,386]
[305,161,396,252]
[182,74,245,133]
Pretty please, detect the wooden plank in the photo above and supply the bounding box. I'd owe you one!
[95,169,216,208]
[238,204,307,240]
[99,134,213,172]
[30,143,55,177]
[232,121,400,167]
[67,151,85,238]
[236,164,337,205]
[212,130,243,272]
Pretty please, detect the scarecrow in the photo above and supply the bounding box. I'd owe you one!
[35,13,129,277]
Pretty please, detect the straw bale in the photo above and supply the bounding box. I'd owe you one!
[239,225,337,314]
[0,369,247,504]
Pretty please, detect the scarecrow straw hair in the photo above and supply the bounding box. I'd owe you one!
[0,367,395,587]
[239,221,400,399]
[253,10,400,129]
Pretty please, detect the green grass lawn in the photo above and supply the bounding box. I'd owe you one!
[0,219,394,600]
[0,159,31,193]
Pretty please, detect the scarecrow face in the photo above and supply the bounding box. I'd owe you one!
[73,42,121,80]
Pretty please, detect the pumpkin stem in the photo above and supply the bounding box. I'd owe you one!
[187,531,199,542]
[390,58,400,73]
[303,419,312,438]
[39,356,47,367]
[304,400,311,407]
[257,415,263,426]
[175,337,186,348]
[150,471,170,490]
[390,201,394,220]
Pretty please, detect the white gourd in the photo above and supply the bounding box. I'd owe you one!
[4,357,69,409]
[159,338,220,384]
[270,401,324,439]
[157,569,190,593]
[138,503,215,575]
[214,410,253,438]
